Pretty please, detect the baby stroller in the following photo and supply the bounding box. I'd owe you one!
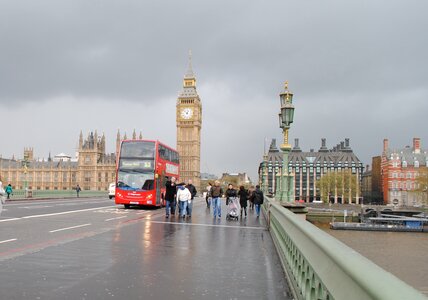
[226,197,240,221]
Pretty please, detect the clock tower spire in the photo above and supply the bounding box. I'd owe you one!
[176,51,202,192]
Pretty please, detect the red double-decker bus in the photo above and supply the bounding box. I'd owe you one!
[115,140,179,208]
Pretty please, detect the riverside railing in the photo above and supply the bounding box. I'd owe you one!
[6,189,107,200]
[263,197,427,300]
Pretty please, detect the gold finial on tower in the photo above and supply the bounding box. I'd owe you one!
[284,80,289,91]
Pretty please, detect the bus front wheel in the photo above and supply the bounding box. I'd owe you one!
[124,204,131,209]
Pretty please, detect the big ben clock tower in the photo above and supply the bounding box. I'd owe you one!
[176,51,202,192]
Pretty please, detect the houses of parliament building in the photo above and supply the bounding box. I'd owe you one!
[0,130,137,191]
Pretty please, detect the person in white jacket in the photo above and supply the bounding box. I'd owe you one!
[177,184,191,219]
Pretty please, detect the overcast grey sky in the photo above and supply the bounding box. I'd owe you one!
[1,0,427,181]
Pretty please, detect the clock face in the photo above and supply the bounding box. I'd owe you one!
[181,108,193,119]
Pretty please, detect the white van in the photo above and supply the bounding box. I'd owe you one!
[108,183,115,199]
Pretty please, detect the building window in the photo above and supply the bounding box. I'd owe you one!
[414,161,419,168]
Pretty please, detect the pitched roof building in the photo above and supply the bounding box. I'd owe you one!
[381,138,428,206]
[259,138,364,203]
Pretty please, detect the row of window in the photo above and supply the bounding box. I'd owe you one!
[267,167,359,174]
[158,144,179,164]
[389,181,418,190]
[391,172,418,179]
[391,161,426,168]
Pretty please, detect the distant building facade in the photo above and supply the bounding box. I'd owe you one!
[219,172,251,187]
[259,138,364,203]
[361,156,382,204]
[381,138,428,206]
[0,130,141,191]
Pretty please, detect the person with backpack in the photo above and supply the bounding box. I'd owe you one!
[252,185,264,218]
[210,180,223,219]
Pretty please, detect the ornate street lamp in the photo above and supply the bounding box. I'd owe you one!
[278,81,295,203]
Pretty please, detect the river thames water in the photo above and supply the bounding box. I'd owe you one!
[320,225,428,296]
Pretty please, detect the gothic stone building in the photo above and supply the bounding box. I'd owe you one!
[0,131,118,191]
[259,138,364,203]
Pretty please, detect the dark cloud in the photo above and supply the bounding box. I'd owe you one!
[1,0,427,180]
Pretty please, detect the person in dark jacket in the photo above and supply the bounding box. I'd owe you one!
[225,184,237,206]
[237,185,248,218]
[248,185,255,210]
[252,185,264,217]
[164,177,177,218]
[210,180,223,219]
[185,179,197,218]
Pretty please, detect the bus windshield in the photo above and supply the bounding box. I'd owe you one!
[120,141,155,159]
[117,170,155,191]
[117,141,156,191]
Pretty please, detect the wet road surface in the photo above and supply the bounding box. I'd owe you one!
[0,197,290,299]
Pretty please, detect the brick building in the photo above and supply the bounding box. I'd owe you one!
[381,138,428,206]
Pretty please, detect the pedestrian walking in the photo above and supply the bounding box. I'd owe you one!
[177,184,192,219]
[210,180,223,219]
[0,181,5,205]
[164,177,177,218]
[237,185,248,218]
[185,179,197,218]
[225,183,237,205]
[251,185,264,217]
[248,185,255,210]
[76,184,81,198]
[206,182,212,208]
[5,184,13,199]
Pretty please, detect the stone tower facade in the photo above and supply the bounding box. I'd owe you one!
[176,52,202,192]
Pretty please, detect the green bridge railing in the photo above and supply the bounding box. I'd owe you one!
[263,197,427,300]
[6,190,107,200]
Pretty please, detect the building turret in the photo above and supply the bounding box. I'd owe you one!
[79,130,83,150]
[132,129,136,140]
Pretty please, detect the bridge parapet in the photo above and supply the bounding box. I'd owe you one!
[263,196,427,300]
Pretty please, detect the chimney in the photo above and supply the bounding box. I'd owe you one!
[340,142,345,150]
[413,138,421,154]
[345,138,350,148]
[292,138,302,152]
[383,139,389,152]
[319,138,328,152]
[366,164,370,172]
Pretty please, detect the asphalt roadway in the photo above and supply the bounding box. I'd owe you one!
[0,197,291,299]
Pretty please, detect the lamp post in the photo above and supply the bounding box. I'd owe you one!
[278,81,295,203]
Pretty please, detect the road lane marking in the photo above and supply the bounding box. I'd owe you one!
[0,238,17,244]
[21,206,116,219]
[6,199,112,207]
[18,205,53,209]
[105,216,127,221]
[0,218,21,223]
[49,223,92,233]
[149,220,266,230]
